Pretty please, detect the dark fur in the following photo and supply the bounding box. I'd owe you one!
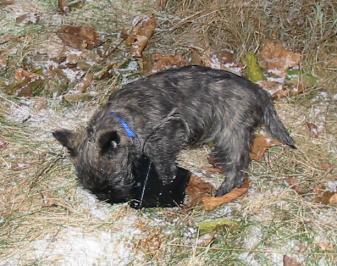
[53,65,295,205]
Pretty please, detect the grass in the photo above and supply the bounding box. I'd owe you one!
[0,0,337,265]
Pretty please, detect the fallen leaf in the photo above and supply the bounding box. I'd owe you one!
[286,69,318,87]
[15,68,39,81]
[74,71,93,93]
[190,48,235,70]
[33,96,48,111]
[65,53,81,66]
[155,0,167,10]
[319,162,333,171]
[127,16,156,57]
[272,83,306,99]
[58,0,67,13]
[204,155,223,174]
[250,134,280,161]
[0,0,14,6]
[198,218,239,234]
[305,122,319,138]
[260,40,301,77]
[285,177,306,194]
[190,48,212,66]
[63,92,93,103]
[196,233,215,246]
[316,191,337,205]
[4,76,44,97]
[283,255,303,266]
[245,51,265,82]
[57,25,100,50]
[201,178,249,211]
[15,13,40,24]
[318,242,334,251]
[185,175,214,207]
[0,138,8,149]
[328,193,337,204]
[144,53,187,74]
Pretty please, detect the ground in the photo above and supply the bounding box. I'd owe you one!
[0,0,336,265]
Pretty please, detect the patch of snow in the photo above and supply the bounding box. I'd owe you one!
[61,67,85,83]
[4,215,147,266]
[238,252,260,266]
[31,225,143,266]
[326,180,337,192]
[210,54,221,69]
[267,76,285,84]
[75,188,110,220]
[243,225,263,250]
[223,62,242,75]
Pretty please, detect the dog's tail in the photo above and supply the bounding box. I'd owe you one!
[263,103,296,149]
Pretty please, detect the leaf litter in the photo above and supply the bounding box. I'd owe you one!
[1,0,337,265]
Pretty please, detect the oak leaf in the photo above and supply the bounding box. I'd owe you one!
[201,178,249,211]
[57,25,100,50]
[260,40,301,77]
[250,134,280,161]
[126,16,156,57]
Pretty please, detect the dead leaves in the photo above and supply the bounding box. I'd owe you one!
[144,53,187,74]
[57,25,100,50]
[316,191,337,205]
[201,178,250,211]
[126,16,156,57]
[260,40,301,77]
[185,175,214,207]
[250,134,281,161]
[283,255,303,266]
[4,68,44,97]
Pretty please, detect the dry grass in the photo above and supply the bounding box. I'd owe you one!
[0,0,336,265]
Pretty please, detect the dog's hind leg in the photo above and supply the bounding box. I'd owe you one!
[211,127,253,196]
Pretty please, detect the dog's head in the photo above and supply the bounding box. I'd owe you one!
[53,126,135,203]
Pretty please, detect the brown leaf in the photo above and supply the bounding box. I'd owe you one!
[260,40,301,77]
[328,193,337,204]
[204,155,223,174]
[318,242,334,251]
[305,122,319,138]
[316,191,337,205]
[15,68,39,81]
[127,16,156,57]
[285,177,306,194]
[74,71,93,93]
[201,178,249,211]
[319,162,333,171]
[33,96,48,111]
[0,138,8,150]
[0,0,14,6]
[185,175,215,207]
[58,0,67,13]
[272,83,306,100]
[283,255,303,266]
[57,25,100,50]
[144,53,187,74]
[155,0,167,10]
[250,134,280,161]
[196,233,215,246]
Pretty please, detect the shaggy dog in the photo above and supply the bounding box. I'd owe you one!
[53,65,295,207]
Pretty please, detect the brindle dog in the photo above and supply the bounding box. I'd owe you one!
[53,65,295,207]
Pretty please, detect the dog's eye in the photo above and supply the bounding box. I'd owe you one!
[111,140,118,149]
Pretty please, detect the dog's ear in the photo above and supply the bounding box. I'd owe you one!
[97,130,120,154]
[53,129,80,156]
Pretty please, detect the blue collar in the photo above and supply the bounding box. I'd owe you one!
[110,112,137,139]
